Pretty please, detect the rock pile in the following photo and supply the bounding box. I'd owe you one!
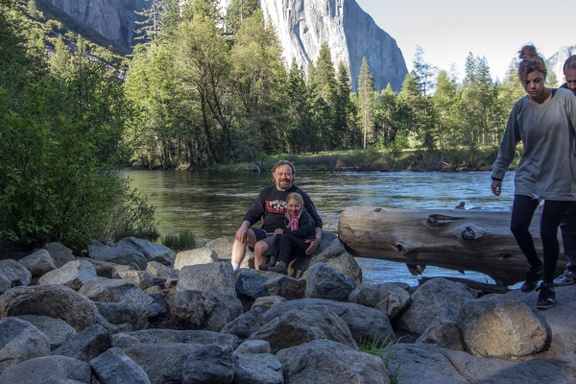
[1,232,576,383]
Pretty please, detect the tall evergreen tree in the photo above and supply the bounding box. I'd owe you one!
[357,57,374,149]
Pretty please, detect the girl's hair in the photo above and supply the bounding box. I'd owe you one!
[564,55,576,72]
[517,44,547,81]
[285,192,304,219]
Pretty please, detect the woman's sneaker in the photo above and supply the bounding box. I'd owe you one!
[520,266,544,292]
[536,282,556,310]
[553,269,576,286]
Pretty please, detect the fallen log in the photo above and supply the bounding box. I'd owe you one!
[337,206,566,287]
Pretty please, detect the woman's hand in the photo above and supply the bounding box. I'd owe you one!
[491,179,502,196]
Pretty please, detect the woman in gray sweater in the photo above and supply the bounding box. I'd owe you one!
[491,44,576,309]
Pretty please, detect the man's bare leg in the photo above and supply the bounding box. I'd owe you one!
[231,229,256,270]
[253,240,270,270]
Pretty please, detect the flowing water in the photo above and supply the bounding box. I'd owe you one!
[121,169,517,285]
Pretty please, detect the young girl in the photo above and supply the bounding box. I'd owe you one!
[260,192,316,274]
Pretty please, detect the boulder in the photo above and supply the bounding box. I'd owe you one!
[13,315,77,350]
[38,259,97,290]
[0,259,32,294]
[0,317,51,375]
[0,355,91,384]
[301,262,357,301]
[177,262,236,295]
[0,285,107,332]
[348,282,411,319]
[42,242,75,268]
[174,247,218,270]
[249,305,357,353]
[170,290,243,331]
[276,339,389,384]
[17,249,57,278]
[51,323,111,361]
[395,277,475,334]
[458,296,547,357]
[90,347,151,384]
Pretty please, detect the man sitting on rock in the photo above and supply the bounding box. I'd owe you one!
[230,160,322,271]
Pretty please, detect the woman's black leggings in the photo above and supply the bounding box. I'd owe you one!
[511,195,572,283]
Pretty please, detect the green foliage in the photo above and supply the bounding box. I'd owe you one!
[358,335,403,384]
[161,229,196,252]
[0,5,156,252]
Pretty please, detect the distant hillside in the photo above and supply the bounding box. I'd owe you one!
[32,0,129,67]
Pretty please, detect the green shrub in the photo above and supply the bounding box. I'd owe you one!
[161,230,196,252]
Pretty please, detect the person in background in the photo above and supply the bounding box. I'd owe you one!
[491,45,576,309]
[260,192,316,274]
[555,54,576,286]
[230,160,322,271]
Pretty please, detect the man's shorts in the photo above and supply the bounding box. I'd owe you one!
[250,228,275,251]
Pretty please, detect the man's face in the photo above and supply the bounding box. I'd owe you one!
[565,68,576,96]
[273,164,293,191]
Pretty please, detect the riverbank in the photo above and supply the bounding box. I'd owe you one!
[190,147,509,173]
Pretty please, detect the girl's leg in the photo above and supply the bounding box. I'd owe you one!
[540,200,572,283]
[510,195,541,269]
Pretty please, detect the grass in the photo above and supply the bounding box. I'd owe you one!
[215,146,510,174]
[359,335,403,384]
[161,230,197,252]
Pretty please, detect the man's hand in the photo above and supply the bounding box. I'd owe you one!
[274,228,284,235]
[235,226,249,243]
[305,238,321,256]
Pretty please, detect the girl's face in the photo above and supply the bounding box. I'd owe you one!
[286,199,302,216]
[522,70,546,99]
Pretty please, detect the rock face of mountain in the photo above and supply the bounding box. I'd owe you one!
[49,0,149,49]
[260,0,407,91]
[47,0,407,92]
[548,45,576,85]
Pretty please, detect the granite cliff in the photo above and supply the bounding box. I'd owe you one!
[47,0,408,92]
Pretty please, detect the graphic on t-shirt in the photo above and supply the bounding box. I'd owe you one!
[266,199,286,214]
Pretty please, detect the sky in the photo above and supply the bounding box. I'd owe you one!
[355,0,574,82]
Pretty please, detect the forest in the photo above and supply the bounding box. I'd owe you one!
[0,0,550,250]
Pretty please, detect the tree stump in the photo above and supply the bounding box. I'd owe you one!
[337,207,566,286]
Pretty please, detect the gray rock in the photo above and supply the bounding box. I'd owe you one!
[88,237,174,270]
[348,282,411,319]
[290,231,362,282]
[110,329,238,349]
[233,352,284,384]
[123,342,232,384]
[0,355,91,384]
[249,305,357,353]
[51,323,110,361]
[38,259,97,290]
[396,277,475,334]
[0,285,107,332]
[458,296,547,357]
[146,260,178,279]
[0,259,32,294]
[252,295,286,310]
[389,343,576,384]
[78,277,160,330]
[262,298,396,345]
[174,247,219,269]
[181,344,234,384]
[234,339,272,355]
[14,315,77,350]
[43,242,75,268]
[0,317,51,375]
[117,269,154,290]
[221,306,266,340]
[276,339,389,384]
[90,347,151,384]
[170,290,244,331]
[17,249,57,277]
[503,287,576,355]
[301,262,357,301]
[177,261,236,295]
[415,320,464,351]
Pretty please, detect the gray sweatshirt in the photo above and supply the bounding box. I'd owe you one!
[491,87,576,201]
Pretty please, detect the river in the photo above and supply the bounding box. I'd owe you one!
[121,169,517,285]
